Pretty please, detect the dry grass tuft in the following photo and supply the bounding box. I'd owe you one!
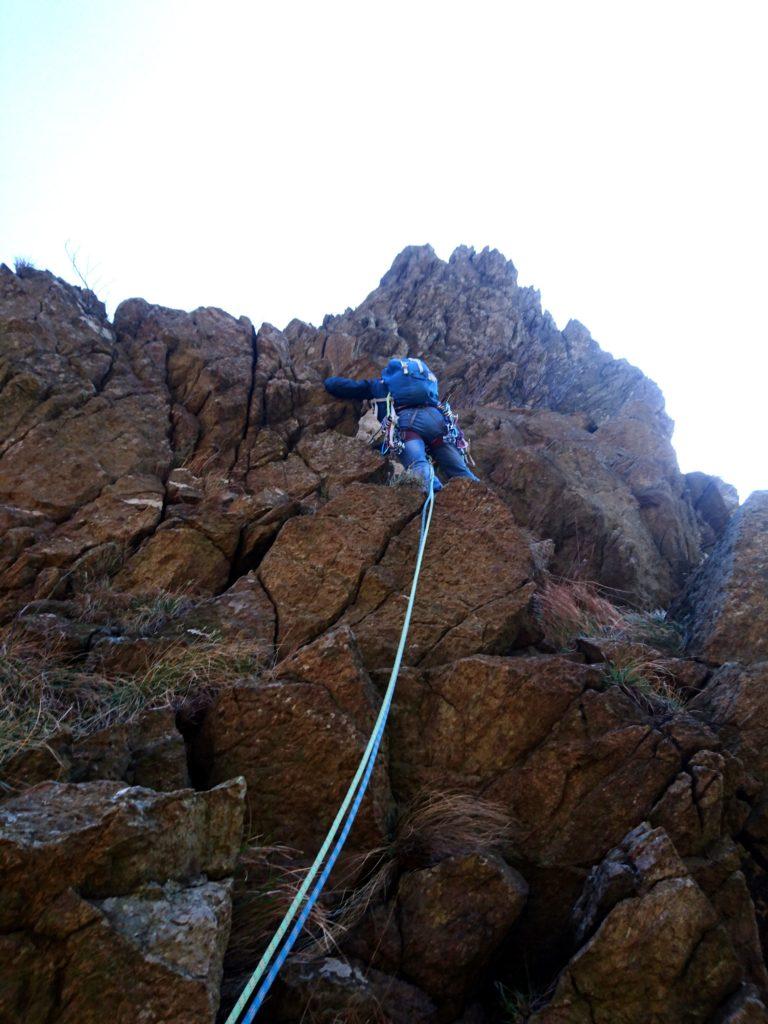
[225,840,343,976]
[64,585,195,637]
[392,789,515,867]
[0,632,77,769]
[0,615,264,775]
[536,577,685,657]
[536,577,627,651]
[225,790,517,976]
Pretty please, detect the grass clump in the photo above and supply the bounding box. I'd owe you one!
[389,466,427,488]
[0,620,264,777]
[67,584,194,637]
[536,577,627,651]
[13,256,36,274]
[391,788,515,866]
[0,635,80,769]
[608,609,685,656]
[536,577,686,657]
[603,658,684,714]
[496,980,549,1022]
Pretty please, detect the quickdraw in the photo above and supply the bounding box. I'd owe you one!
[377,395,404,457]
[438,400,473,463]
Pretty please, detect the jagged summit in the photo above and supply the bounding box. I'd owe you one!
[1,250,765,1024]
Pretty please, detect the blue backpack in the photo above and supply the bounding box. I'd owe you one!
[381,357,439,408]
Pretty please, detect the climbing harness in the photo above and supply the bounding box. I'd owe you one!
[225,467,437,1024]
[375,395,473,467]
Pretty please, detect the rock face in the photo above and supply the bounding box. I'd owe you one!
[0,778,245,1023]
[672,492,768,664]
[260,479,538,669]
[529,823,749,1024]
[196,627,392,855]
[0,250,722,620]
[0,249,765,1023]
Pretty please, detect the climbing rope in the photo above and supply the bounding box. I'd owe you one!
[225,467,437,1023]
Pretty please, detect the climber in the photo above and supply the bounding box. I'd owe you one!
[324,357,480,492]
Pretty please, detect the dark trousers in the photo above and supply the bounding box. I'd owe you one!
[397,406,480,491]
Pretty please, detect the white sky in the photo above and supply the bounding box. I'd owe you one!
[1,0,766,500]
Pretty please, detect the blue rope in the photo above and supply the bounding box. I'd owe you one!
[230,469,436,1022]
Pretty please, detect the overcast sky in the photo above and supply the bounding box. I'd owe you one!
[1,0,765,500]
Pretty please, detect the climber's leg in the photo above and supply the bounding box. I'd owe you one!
[431,439,480,482]
[400,435,442,491]
[406,407,479,483]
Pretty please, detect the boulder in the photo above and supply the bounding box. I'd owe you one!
[396,852,528,1007]
[115,522,232,596]
[0,778,245,1023]
[271,956,437,1024]
[530,823,745,1024]
[712,985,768,1023]
[173,570,276,652]
[295,429,386,496]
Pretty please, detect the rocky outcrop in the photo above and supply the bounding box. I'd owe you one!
[0,778,245,1023]
[686,472,740,553]
[672,492,768,664]
[0,267,171,616]
[1,249,724,622]
[4,707,189,791]
[529,823,759,1024]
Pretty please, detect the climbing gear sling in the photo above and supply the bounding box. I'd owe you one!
[225,467,437,1024]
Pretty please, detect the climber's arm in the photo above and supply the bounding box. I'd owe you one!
[323,376,387,401]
